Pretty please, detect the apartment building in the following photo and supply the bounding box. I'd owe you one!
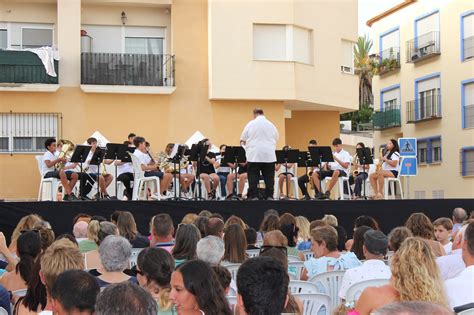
[0,0,358,199]
[369,0,474,198]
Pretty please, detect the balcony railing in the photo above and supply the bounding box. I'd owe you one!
[377,47,400,75]
[406,94,442,123]
[406,31,440,63]
[0,50,59,84]
[463,36,474,61]
[81,53,175,86]
[373,104,401,130]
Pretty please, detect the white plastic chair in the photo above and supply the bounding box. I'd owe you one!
[458,308,474,315]
[321,159,352,200]
[288,281,319,294]
[275,164,299,199]
[224,263,241,281]
[288,261,305,280]
[301,250,314,261]
[288,255,300,262]
[345,278,390,302]
[130,153,161,200]
[309,270,346,311]
[246,249,260,258]
[35,155,60,201]
[226,296,238,313]
[0,307,7,315]
[384,157,403,199]
[129,248,144,268]
[12,288,28,297]
[293,293,332,315]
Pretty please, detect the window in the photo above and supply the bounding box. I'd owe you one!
[432,190,444,199]
[22,28,53,49]
[461,12,474,61]
[341,40,354,73]
[461,147,474,176]
[0,113,61,153]
[381,85,400,110]
[379,27,400,62]
[0,29,6,49]
[125,37,163,55]
[414,191,426,199]
[417,137,442,164]
[253,24,312,64]
[384,99,397,109]
[416,74,441,120]
[415,10,440,46]
[462,80,474,128]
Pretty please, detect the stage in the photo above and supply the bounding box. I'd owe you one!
[1,199,472,240]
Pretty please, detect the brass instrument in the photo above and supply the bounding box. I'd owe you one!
[158,151,189,173]
[376,147,385,172]
[305,151,314,190]
[55,139,74,171]
[352,153,359,177]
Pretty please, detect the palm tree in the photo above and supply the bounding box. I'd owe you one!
[354,35,375,108]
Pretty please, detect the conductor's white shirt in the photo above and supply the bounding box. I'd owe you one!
[241,115,279,163]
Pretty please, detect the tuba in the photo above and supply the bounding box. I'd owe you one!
[158,152,173,173]
[55,140,75,171]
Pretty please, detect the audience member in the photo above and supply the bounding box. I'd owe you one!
[196,236,225,266]
[433,217,453,254]
[322,214,338,226]
[236,257,289,315]
[90,216,107,222]
[452,207,468,234]
[372,301,453,315]
[95,235,136,288]
[244,228,258,250]
[117,211,149,248]
[34,221,55,251]
[72,221,88,242]
[55,233,78,246]
[437,223,469,280]
[198,210,213,218]
[355,237,448,315]
[387,226,412,252]
[223,224,248,264]
[8,214,42,253]
[405,213,445,257]
[224,215,247,232]
[279,224,300,256]
[354,215,380,230]
[51,270,100,315]
[211,265,232,295]
[279,213,296,226]
[309,219,328,231]
[151,214,175,253]
[351,226,373,260]
[73,213,92,225]
[84,221,119,270]
[339,230,391,300]
[172,224,201,267]
[0,285,11,315]
[0,232,17,272]
[334,225,348,252]
[181,213,198,225]
[445,221,474,308]
[110,211,122,225]
[207,217,225,238]
[170,260,231,315]
[79,220,102,253]
[262,230,287,248]
[295,216,311,250]
[193,216,209,238]
[136,248,175,314]
[95,282,157,315]
[259,214,280,235]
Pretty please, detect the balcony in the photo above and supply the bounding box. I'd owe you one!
[406,31,440,63]
[0,50,59,92]
[377,47,400,75]
[373,104,401,130]
[80,53,175,94]
[406,94,442,123]
[463,36,474,61]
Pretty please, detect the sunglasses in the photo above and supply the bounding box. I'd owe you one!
[259,245,288,255]
[20,229,39,234]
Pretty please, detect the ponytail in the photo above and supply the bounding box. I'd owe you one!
[16,253,36,283]
[87,220,100,243]
[157,286,173,311]
[15,230,42,283]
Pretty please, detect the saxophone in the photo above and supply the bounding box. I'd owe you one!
[352,153,359,176]
[376,148,385,172]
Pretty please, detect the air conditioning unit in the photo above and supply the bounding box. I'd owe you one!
[411,52,420,61]
[341,66,353,74]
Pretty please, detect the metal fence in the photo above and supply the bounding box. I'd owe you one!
[406,94,442,123]
[378,47,400,74]
[0,50,59,84]
[81,53,175,86]
[406,31,440,63]
[373,104,401,130]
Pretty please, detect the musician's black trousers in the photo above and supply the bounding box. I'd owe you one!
[247,162,275,199]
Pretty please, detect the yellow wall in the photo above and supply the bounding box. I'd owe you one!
[371,0,474,198]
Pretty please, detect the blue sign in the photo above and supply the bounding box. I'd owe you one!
[399,138,417,157]
[400,157,417,176]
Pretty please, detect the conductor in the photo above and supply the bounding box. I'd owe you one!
[240,108,279,200]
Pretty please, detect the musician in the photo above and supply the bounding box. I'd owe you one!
[158,143,194,196]
[369,139,400,200]
[351,142,369,199]
[128,133,136,145]
[195,138,220,200]
[115,140,134,200]
[133,136,173,199]
[41,138,79,201]
[313,138,351,200]
[297,139,319,200]
[275,146,295,199]
[215,144,232,198]
[226,163,248,200]
[84,137,113,200]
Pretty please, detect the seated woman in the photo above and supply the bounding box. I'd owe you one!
[194,139,220,200]
[355,237,448,315]
[116,211,149,248]
[158,143,195,197]
[93,235,137,288]
[226,163,248,200]
[369,139,400,200]
[136,247,176,315]
[405,213,445,257]
[279,224,300,257]
[8,214,42,254]
[0,230,42,292]
[172,224,201,267]
[301,225,361,281]
[223,224,248,264]
[170,260,231,315]
[84,221,118,270]
[295,216,312,251]
[275,146,295,199]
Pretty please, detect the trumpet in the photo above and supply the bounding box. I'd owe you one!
[55,139,74,171]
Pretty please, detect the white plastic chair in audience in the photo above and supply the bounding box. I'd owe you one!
[345,278,390,302]
[224,263,241,281]
[288,281,319,294]
[288,255,300,262]
[36,155,60,201]
[246,249,260,258]
[288,261,305,280]
[129,248,144,268]
[13,289,28,297]
[309,270,346,311]
[293,293,332,315]
[226,296,238,313]
[0,307,7,315]
[384,157,403,199]
[458,309,474,315]
[301,250,314,261]
[130,153,161,200]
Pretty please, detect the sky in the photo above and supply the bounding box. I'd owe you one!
[358,0,404,37]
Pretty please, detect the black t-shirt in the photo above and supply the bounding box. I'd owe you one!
[129,235,150,248]
[200,152,216,174]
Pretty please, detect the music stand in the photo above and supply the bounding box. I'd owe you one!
[169,144,188,201]
[223,146,246,200]
[356,147,373,200]
[70,145,91,200]
[187,143,209,200]
[308,146,334,200]
[275,149,300,200]
[89,147,106,201]
[105,143,129,199]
